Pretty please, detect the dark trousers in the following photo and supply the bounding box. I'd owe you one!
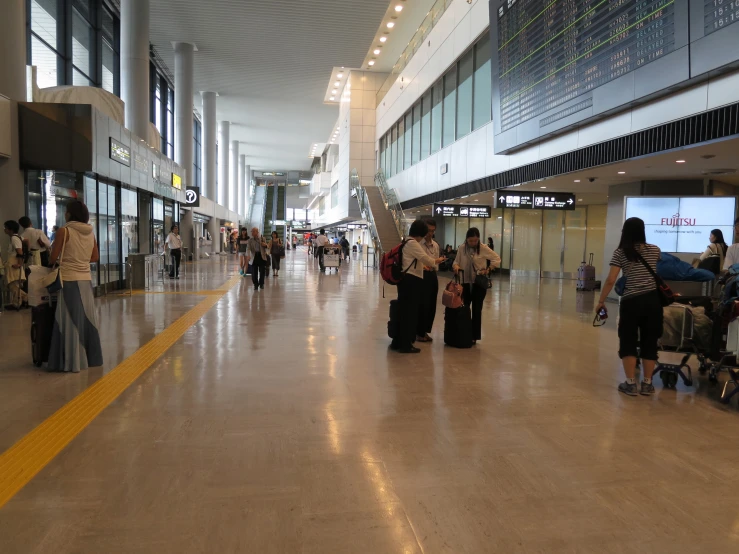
[462,283,487,341]
[618,291,663,360]
[417,270,439,336]
[40,251,50,267]
[318,246,325,270]
[391,274,423,350]
[169,248,181,277]
[252,255,266,288]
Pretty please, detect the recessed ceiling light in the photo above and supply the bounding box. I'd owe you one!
[395,5,403,12]
[337,73,343,78]
[368,60,375,66]
[676,159,686,163]
[618,171,626,174]
[334,81,340,86]
[578,199,583,202]
[574,179,580,182]
[330,96,335,101]
[386,22,395,28]
[374,49,381,55]
[380,36,387,43]
[332,89,337,94]
[540,186,546,189]
[474,199,479,202]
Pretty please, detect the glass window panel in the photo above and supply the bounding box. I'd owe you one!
[155,82,162,133]
[84,176,99,285]
[73,68,94,86]
[473,33,492,130]
[31,0,59,48]
[102,40,115,94]
[32,36,59,88]
[72,9,95,81]
[379,136,385,173]
[396,118,405,173]
[389,125,397,177]
[456,49,473,139]
[431,80,443,154]
[403,112,412,170]
[102,7,116,45]
[98,181,109,266]
[412,102,421,165]
[421,90,431,160]
[73,0,92,23]
[442,66,457,147]
[153,197,164,220]
[121,188,138,267]
[107,184,119,283]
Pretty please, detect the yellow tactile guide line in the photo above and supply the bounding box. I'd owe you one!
[0,275,242,509]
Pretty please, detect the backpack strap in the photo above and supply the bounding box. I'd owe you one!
[399,240,418,274]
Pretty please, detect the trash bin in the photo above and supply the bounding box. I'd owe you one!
[127,254,147,289]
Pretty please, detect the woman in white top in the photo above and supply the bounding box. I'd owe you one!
[391,220,446,354]
[47,200,103,373]
[452,227,501,343]
[166,224,183,279]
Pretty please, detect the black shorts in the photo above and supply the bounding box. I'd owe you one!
[618,290,663,360]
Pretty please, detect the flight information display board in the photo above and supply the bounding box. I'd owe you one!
[704,0,739,36]
[490,0,698,153]
[496,0,677,134]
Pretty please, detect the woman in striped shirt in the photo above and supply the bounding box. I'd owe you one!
[596,217,662,397]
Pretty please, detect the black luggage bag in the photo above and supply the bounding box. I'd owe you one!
[388,299,399,339]
[31,301,56,367]
[444,306,473,348]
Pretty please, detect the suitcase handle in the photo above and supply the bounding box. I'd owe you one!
[589,253,594,266]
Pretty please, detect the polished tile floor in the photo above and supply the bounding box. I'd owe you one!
[1,250,738,553]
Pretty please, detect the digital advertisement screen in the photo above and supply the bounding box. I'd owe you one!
[624,196,736,253]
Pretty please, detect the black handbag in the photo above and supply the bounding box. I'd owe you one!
[635,252,674,307]
[474,272,489,289]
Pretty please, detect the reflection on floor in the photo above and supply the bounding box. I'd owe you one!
[0,249,738,553]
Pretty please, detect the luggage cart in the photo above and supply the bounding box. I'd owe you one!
[323,246,341,273]
[655,303,703,388]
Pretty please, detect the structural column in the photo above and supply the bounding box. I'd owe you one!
[238,154,246,218]
[244,164,252,219]
[121,0,150,141]
[230,140,239,214]
[0,0,27,231]
[174,42,195,185]
[201,91,217,200]
[218,121,230,208]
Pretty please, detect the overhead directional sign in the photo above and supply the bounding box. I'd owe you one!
[495,191,575,211]
[433,204,492,218]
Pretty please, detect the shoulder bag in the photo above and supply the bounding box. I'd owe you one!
[635,251,674,306]
[40,228,68,293]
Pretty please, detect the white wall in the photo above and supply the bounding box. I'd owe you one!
[313,70,382,227]
[377,0,739,205]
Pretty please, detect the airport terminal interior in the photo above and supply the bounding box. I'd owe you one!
[2,0,739,552]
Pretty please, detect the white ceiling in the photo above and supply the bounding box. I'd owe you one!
[148,0,392,171]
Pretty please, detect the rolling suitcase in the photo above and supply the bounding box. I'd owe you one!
[31,301,56,367]
[444,306,473,349]
[577,253,597,291]
[388,299,399,339]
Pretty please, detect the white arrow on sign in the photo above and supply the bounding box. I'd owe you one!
[499,196,506,203]
[436,207,442,214]
[567,198,574,205]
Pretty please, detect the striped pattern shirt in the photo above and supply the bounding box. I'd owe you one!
[610,243,661,298]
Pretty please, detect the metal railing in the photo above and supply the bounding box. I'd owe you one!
[375,170,408,240]
[351,169,382,267]
[144,254,164,290]
[376,0,453,106]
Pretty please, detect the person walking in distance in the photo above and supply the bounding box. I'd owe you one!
[391,219,447,353]
[315,228,330,272]
[3,220,26,310]
[166,224,183,279]
[596,217,662,396]
[269,231,283,277]
[452,228,501,344]
[246,227,269,290]
[416,218,440,343]
[237,227,250,276]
